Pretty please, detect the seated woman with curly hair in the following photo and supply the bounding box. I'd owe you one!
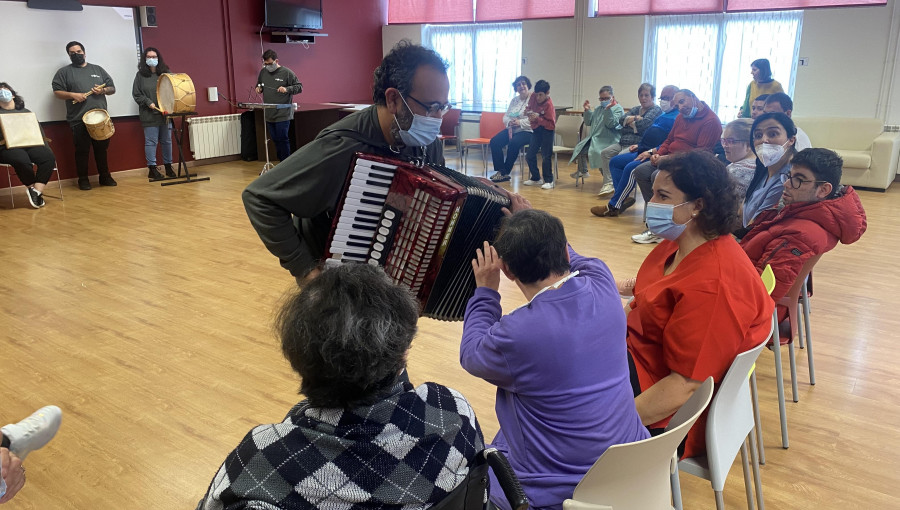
[198,264,484,510]
[617,150,774,459]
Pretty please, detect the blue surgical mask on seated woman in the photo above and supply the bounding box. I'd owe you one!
[146,58,159,67]
[599,100,611,108]
[394,96,443,147]
[646,201,695,241]
[0,89,12,103]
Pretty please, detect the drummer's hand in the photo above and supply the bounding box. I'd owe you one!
[277,86,287,93]
[91,84,105,95]
[149,103,159,111]
[72,92,87,103]
[472,241,501,291]
[501,193,532,217]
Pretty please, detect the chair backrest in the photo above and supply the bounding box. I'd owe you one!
[565,378,714,510]
[701,339,768,488]
[776,253,824,340]
[555,114,583,147]
[479,112,507,138]
[441,108,462,137]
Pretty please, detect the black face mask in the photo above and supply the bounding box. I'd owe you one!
[70,53,85,66]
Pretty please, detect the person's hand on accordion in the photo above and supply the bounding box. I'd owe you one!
[501,193,532,217]
[472,241,502,292]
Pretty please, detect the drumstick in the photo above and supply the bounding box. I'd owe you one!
[150,104,170,116]
[72,83,107,104]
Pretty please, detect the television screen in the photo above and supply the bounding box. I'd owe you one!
[265,0,322,30]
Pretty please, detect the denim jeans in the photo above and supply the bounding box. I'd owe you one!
[267,121,291,162]
[143,122,173,166]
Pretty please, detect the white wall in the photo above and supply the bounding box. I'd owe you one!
[381,1,900,122]
[382,24,422,55]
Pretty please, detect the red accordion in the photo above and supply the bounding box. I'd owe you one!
[324,153,510,321]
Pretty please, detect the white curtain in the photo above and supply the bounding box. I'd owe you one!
[423,22,522,108]
[643,11,803,122]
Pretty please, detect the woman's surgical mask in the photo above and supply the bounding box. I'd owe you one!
[646,201,695,241]
[756,141,790,167]
[146,58,159,67]
[0,89,13,103]
[599,100,611,109]
[394,95,443,147]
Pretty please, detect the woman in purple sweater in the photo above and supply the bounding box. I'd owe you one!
[461,196,648,510]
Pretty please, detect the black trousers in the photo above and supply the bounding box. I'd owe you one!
[72,122,110,179]
[489,129,531,176]
[525,126,554,182]
[0,145,56,186]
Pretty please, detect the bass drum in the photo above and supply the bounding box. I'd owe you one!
[156,73,196,114]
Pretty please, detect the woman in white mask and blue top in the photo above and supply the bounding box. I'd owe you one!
[741,112,797,227]
[617,150,774,460]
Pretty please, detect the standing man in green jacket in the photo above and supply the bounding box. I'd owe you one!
[570,85,624,190]
[243,41,449,285]
[256,49,303,162]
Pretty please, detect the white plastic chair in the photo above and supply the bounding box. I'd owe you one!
[551,114,582,184]
[3,163,64,208]
[670,339,768,510]
[562,377,714,510]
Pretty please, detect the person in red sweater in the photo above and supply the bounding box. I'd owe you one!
[741,148,867,322]
[630,89,723,244]
[524,79,557,189]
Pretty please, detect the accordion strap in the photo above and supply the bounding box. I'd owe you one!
[320,128,427,166]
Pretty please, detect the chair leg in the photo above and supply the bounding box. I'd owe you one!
[772,317,790,448]
[749,433,765,510]
[671,457,683,510]
[802,286,815,385]
[481,145,487,177]
[715,490,726,510]
[750,369,765,465]
[6,168,13,208]
[54,168,64,201]
[788,340,799,403]
[462,145,468,174]
[741,438,756,510]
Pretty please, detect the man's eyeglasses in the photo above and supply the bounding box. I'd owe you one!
[780,173,827,189]
[720,138,747,147]
[406,94,452,117]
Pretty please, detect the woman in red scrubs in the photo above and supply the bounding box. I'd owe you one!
[619,150,774,459]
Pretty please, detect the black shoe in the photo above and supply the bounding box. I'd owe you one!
[620,197,636,212]
[148,166,164,180]
[489,172,511,183]
[78,178,92,191]
[99,174,117,187]
[26,187,45,209]
[164,164,176,178]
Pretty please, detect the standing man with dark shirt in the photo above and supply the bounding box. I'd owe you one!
[256,49,303,162]
[51,41,117,190]
[243,41,448,285]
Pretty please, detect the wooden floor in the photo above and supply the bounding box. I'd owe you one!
[2,155,899,509]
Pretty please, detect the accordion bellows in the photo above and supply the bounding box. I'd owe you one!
[325,153,510,321]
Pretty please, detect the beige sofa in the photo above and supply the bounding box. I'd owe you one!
[792,117,900,190]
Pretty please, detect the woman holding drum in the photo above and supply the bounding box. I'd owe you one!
[132,47,175,180]
[0,82,57,208]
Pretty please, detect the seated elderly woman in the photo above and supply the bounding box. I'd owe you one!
[198,264,484,510]
[0,82,57,209]
[489,75,532,182]
[721,118,756,199]
[618,151,773,459]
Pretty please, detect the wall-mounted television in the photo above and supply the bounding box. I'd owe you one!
[264,0,323,30]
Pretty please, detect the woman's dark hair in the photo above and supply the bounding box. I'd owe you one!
[657,151,741,239]
[276,264,420,409]
[512,75,531,90]
[138,47,170,77]
[493,209,569,284]
[373,40,448,106]
[534,80,550,94]
[751,58,773,82]
[638,82,656,99]
[0,82,25,110]
[745,112,797,200]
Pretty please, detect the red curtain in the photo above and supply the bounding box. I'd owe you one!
[726,0,886,11]
[593,0,725,16]
[475,0,576,22]
[388,0,474,24]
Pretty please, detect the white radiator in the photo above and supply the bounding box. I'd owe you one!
[187,114,241,159]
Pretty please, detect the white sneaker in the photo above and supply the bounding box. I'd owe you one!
[523,180,543,186]
[541,182,555,190]
[631,230,663,244]
[1,405,62,460]
[597,182,615,196]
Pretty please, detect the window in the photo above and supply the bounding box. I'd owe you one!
[643,11,803,121]
[423,23,522,109]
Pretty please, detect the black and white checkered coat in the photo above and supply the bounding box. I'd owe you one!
[198,381,484,510]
